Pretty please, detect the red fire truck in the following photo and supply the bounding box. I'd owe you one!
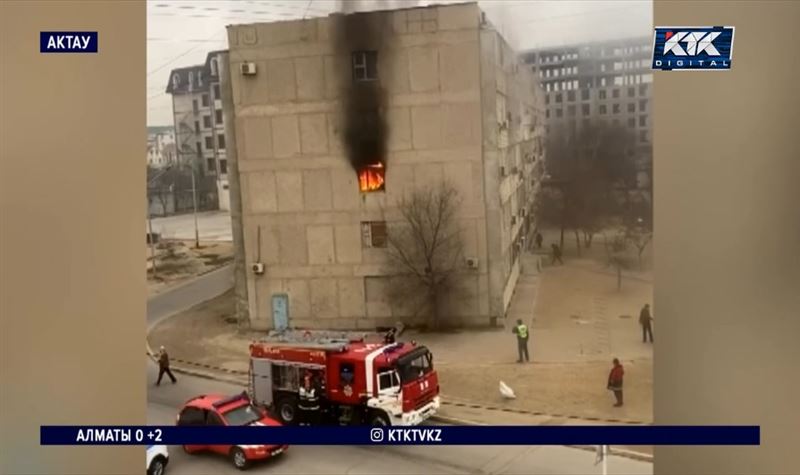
[247,330,440,427]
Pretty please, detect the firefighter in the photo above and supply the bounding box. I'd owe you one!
[155,346,176,386]
[512,319,530,363]
[298,371,320,426]
[607,358,625,407]
[384,327,397,344]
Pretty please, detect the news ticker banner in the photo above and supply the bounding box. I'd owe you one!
[40,426,760,446]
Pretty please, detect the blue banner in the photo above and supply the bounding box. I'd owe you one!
[40,32,99,53]
[40,425,760,446]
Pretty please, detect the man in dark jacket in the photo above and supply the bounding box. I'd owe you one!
[512,319,530,363]
[156,346,177,386]
[639,304,654,343]
[535,232,543,250]
[607,358,624,407]
[551,243,563,265]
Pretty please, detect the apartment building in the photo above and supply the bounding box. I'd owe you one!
[223,2,546,330]
[521,38,653,187]
[166,50,231,211]
[146,127,176,169]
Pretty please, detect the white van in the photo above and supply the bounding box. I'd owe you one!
[146,445,169,475]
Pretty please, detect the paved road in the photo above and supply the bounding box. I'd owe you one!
[150,210,232,242]
[147,361,652,475]
[147,264,233,326]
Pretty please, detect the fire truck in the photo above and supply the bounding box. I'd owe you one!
[247,329,440,427]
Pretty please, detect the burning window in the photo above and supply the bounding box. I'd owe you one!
[352,51,378,81]
[358,163,385,192]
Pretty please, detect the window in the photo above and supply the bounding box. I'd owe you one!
[581,89,590,101]
[613,104,620,114]
[545,95,550,105]
[599,105,607,115]
[218,134,225,150]
[219,159,227,174]
[201,94,209,107]
[177,408,204,426]
[210,57,218,76]
[195,142,202,157]
[207,158,216,171]
[567,91,575,102]
[197,71,203,87]
[215,109,223,124]
[220,404,262,426]
[352,51,378,81]
[628,103,635,113]
[205,136,214,149]
[361,221,387,248]
[172,74,180,88]
[639,115,647,127]
[640,130,648,142]
[612,89,620,98]
[639,99,647,111]
[582,104,590,116]
[628,118,636,128]
[555,93,562,103]
[567,105,576,116]
[213,84,221,98]
[203,116,212,128]
[545,109,550,119]
[599,90,607,100]
[628,87,635,97]
[192,99,198,114]
[639,84,647,95]
[556,109,563,118]
[188,71,194,88]
[194,121,200,134]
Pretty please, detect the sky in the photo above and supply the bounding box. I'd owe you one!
[147,0,652,126]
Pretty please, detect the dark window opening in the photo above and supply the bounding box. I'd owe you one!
[207,158,216,171]
[628,103,635,113]
[218,134,226,150]
[613,104,620,114]
[213,84,221,98]
[215,109,223,124]
[201,94,210,107]
[567,91,575,102]
[582,104,590,116]
[195,142,202,157]
[361,221,387,248]
[194,121,200,134]
[639,115,647,127]
[599,90,607,100]
[203,116,212,128]
[219,159,227,174]
[599,105,607,115]
[612,89,620,98]
[352,51,378,81]
[628,87,635,97]
[555,93,562,103]
[581,89,590,101]
[205,136,213,149]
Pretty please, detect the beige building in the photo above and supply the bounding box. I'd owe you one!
[224,2,546,330]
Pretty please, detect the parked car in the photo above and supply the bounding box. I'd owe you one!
[176,392,288,470]
[146,444,169,475]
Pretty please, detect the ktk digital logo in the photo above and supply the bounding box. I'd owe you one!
[651,26,735,71]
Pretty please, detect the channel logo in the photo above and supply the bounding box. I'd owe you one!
[40,32,98,53]
[652,26,734,71]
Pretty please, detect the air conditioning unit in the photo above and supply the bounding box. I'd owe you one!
[240,62,257,76]
[466,257,479,270]
[251,262,265,275]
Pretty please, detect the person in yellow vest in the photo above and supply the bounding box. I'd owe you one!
[512,319,530,363]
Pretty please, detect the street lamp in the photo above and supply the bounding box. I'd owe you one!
[147,165,173,278]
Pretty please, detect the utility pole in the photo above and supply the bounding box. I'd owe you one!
[190,164,200,248]
[147,165,173,279]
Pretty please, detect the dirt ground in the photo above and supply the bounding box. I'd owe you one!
[146,240,233,295]
[149,253,654,423]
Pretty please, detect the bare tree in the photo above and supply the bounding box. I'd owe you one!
[603,229,635,291]
[385,182,464,330]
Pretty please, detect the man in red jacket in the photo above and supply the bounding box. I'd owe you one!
[607,358,624,407]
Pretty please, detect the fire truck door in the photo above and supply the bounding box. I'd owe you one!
[251,358,273,406]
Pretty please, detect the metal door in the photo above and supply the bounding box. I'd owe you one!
[251,358,273,406]
[271,293,289,330]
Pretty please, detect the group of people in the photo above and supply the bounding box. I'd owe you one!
[512,303,654,408]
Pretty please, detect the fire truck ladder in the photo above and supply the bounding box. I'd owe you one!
[259,329,384,352]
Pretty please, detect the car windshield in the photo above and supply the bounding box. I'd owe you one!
[221,403,262,426]
[397,348,433,383]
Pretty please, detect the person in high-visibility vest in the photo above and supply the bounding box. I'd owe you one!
[512,319,530,363]
[298,371,320,426]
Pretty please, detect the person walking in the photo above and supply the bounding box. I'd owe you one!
[607,358,624,407]
[156,346,177,386]
[512,319,530,363]
[551,243,563,265]
[535,232,543,250]
[298,371,320,426]
[639,303,654,343]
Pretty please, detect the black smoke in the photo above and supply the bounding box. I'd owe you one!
[332,6,392,172]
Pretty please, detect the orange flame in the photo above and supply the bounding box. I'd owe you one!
[358,163,385,192]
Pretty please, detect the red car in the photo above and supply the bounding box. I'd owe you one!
[176,392,288,470]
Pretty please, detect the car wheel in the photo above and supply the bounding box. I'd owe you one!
[230,447,249,471]
[147,457,166,475]
[276,396,298,425]
[369,410,390,427]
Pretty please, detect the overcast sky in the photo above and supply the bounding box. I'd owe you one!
[147,0,652,126]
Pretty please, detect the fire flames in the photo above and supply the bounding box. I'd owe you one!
[358,162,385,192]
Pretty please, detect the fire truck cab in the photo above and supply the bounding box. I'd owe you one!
[248,330,440,427]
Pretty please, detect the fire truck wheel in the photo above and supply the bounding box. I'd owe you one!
[275,396,298,425]
[369,410,390,427]
[230,447,249,470]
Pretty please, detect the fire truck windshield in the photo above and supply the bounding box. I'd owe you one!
[396,347,433,383]
[221,403,262,426]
